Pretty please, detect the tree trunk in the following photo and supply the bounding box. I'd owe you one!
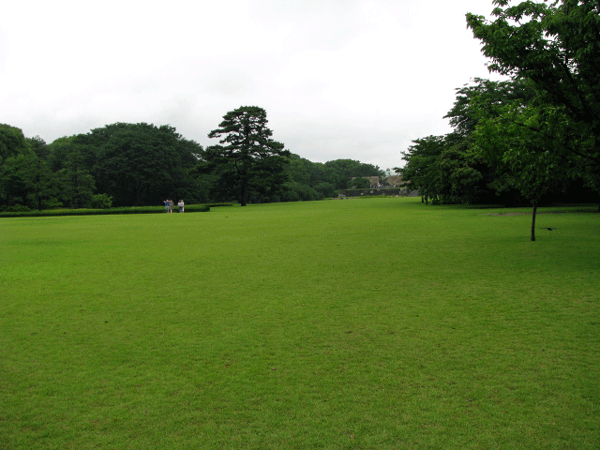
[531,202,537,241]
[240,182,248,207]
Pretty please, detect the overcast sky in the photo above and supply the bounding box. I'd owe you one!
[1,0,503,170]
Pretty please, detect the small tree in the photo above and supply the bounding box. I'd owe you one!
[473,99,574,241]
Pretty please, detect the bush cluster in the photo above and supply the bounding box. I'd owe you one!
[0,204,212,218]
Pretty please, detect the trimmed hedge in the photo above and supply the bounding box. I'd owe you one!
[0,204,216,218]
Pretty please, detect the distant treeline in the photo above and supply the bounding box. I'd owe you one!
[0,122,384,211]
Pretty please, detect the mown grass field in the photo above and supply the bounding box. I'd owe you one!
[1,198,599,449]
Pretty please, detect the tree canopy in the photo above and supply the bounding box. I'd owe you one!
[86,123,201,206]
[467,0,600,178]
[0,124,29,164]
[401,0,599,240]
[1,119,388,211]
[205,106,291,206]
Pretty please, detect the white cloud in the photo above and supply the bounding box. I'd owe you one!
[0,0,503,169]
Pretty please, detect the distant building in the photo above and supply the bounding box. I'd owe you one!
[367,176,381,188]
[385,175,404,187]
[350,175,406,189]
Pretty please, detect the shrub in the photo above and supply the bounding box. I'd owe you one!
[0,204,212,218]
[4,204,31,212]
[91,194,113,209]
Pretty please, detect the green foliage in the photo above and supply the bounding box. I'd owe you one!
[467,0,600,179]
[40,124,205,208]
[0,152,60,210]
[441,78,541,204]
[205,106,291,206]
[91,193,113,209]
[47,136,79,172]
[1,119,386,209]
[403,73,598,217]
[445,77,535,137]
[26,136,49,160]
[436,141,486,204]
[0,124,29,164]
[402,0,600,223]
[85,123,202,206]
[324,159,384,189]
[472,94,577,239]
[2,204,31,212]
[313,181,337,198]
[282,155,381,200]
[0,204,210,217]
[350,176,371,189]
[281,181,321,202]
[56,149,96,209]
[401,135,447,203]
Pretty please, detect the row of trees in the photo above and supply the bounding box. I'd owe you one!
[0,122,202,209]
[0,108,383,210]
[401,0,600,240]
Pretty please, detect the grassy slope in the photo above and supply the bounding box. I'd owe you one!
[1,198,599,449]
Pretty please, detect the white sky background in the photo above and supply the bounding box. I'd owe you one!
[0,0,503,170]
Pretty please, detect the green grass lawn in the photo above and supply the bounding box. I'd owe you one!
[1,198,599,449]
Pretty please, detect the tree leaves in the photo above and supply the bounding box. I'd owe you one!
[207,106,290,206]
